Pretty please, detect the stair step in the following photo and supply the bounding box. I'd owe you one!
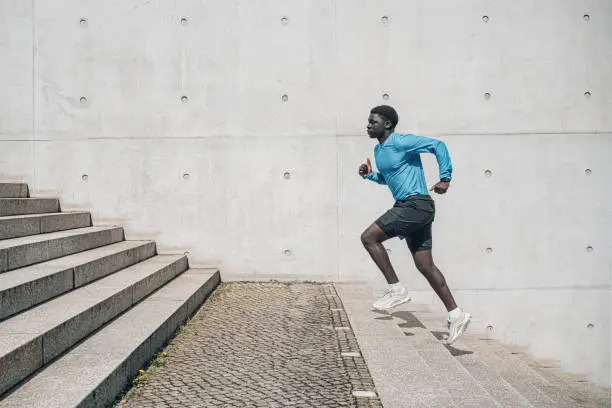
[335,285,462,407]
[510,351,612,407]
[0,198,58,217]
[398,322,504,408]
[0,212,92,240]
[0,226,124,273]
[0,184,28,199]
[400,304,533,408]
[0,268,220,408]
[0,240,156,321]
[0,254,188,396]
[412,310,575,408]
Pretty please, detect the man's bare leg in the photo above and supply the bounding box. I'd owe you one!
[411,249,470,344]
[360,223,398,284]
[361,223,412,310]
[411,250,457,311]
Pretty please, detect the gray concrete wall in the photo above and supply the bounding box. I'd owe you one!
[1,0,610,386]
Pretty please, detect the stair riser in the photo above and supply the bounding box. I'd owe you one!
[0,339,41,401]
[0,184,28,199]
[0,218,38,241]
[0,199,58,217]
[0,257,188,396]
[0,213,92,240]
[0,228,124,273]
[0,268,73,321]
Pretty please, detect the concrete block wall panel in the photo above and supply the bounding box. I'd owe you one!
[33,138,340,281]
[0,1,33,140]
[0,1,35,183]
[0,0,610,385]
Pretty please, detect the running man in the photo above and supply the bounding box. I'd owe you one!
[359,105,471,345]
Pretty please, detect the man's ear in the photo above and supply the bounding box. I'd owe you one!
[384,120,393,130]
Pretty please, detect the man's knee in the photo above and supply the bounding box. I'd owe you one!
[361,228,382,246]
[360,230,373,246]
[415,260,435,275]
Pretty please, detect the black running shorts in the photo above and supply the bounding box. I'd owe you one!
[374,194,435,252]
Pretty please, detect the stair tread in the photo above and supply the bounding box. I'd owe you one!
[0,212,89,221]
[0,226,118,249]
[0,268,219,408]
[0,198,54,201]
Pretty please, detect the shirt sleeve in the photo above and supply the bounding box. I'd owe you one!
[363,171,387,185]
[393,133,453,180]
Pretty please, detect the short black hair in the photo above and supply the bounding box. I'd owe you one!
[370,105,398,128]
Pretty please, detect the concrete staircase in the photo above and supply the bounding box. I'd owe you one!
[336,284,611,408]
[0,182,220,408]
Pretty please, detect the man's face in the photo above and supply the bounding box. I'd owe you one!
[367,113,389,138]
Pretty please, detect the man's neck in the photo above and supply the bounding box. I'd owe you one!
[377,130,394,144]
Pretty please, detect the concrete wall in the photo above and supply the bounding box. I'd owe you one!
[1,0,610,386]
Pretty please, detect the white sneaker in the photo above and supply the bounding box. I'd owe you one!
[373,287,411,311]
[447,311,471,345]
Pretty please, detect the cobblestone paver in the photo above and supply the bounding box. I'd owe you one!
[115,283,382,408]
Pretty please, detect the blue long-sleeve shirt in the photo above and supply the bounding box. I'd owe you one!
[363,133,453,200]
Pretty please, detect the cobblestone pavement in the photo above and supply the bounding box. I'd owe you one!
[115,283,383,408]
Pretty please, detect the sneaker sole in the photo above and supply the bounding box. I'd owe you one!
[372,296,412,311]
[447,314,471,345]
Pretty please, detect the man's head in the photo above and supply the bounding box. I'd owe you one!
[367,105,398,139]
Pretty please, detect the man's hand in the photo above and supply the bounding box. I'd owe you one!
[359,158,373,177]
[430,181,450,194]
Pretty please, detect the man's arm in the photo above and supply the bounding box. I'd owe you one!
[363,171,387,185]
[358,158,388,185]
[394,134,453,181]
